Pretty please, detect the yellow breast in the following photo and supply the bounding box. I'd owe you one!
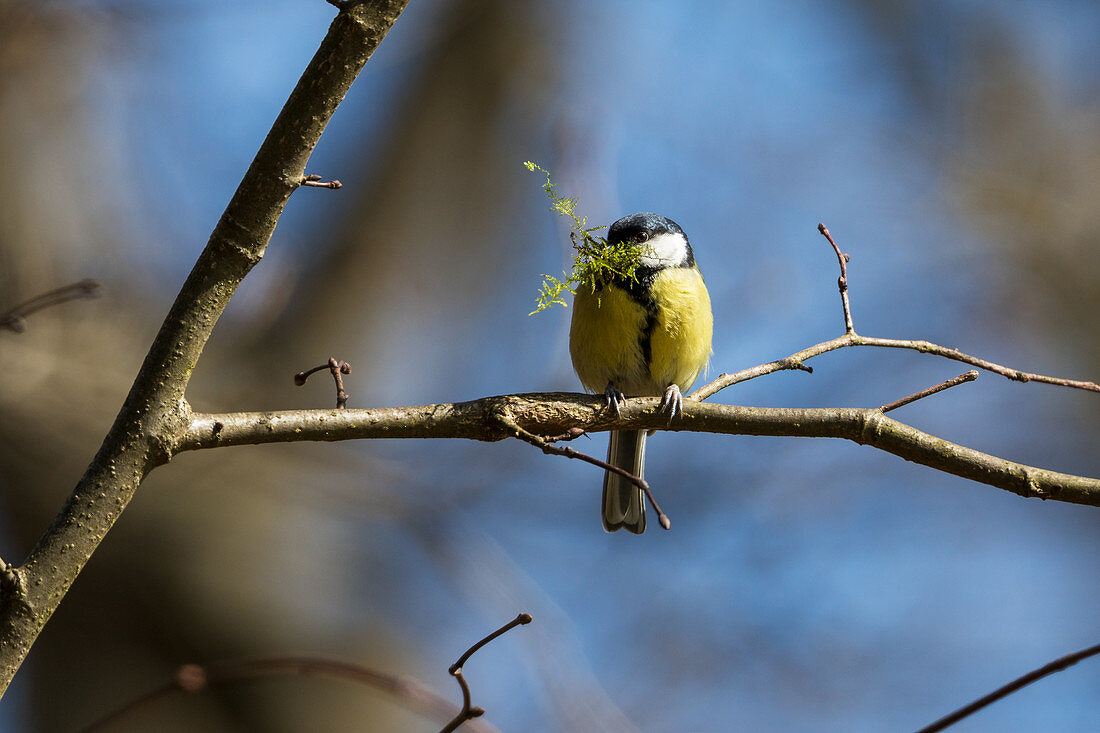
[569,266,713,397]
[647,266,713,392]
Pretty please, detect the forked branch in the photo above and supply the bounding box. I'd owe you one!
[440,613,532,733]
[691,225,1100,401]
[295,357,353,408]
[0,0,413,695]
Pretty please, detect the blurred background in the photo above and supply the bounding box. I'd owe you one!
[1,0,1098,730]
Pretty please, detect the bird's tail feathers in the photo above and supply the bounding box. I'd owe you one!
[602,430,646,534]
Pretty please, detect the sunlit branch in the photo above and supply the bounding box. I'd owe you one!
[690,224,1099,401]
[879,370,979,414]
[178,393,1100,507]
[818,223,853,333]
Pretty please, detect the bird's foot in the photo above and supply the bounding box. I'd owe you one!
[659,383,684,426]
[604,383,626,418]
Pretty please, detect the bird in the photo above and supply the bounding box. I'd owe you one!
[569,212,713,533]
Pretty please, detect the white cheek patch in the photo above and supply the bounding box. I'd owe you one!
[639,231,688,268]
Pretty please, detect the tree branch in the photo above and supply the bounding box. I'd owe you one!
[879,370,979,413]
[440,613,532,733]
[177,391,1100,507]
[0,278,100,333]
[915,642,1100,733]
[82,657,500,733]
[0,0,411,695]
[295,357,353,408]
[818,223,854,334]
[300,173,344,189]
[499,417,672,530]
[690,330,1100,402]
[691,224,1100,402]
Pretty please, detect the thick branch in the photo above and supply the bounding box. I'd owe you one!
[0,0,411,695]
[178,393,1100,507]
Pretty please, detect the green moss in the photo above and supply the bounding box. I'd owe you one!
[524,162,644,315]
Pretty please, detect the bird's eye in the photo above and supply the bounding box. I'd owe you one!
[636,232,650,243]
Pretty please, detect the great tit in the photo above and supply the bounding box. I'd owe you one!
[569,212,713,533]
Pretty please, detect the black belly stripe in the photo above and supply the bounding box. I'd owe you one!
[639,308,658,374]
[601,235,700,386]
[605,268,665,382]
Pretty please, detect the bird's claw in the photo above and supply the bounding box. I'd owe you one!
[604,383,626,418]
[659,384,684,426]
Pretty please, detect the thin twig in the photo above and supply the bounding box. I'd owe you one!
[294,357,352,408]
[691,352,825,401]
[818,223,853,334]
[543,427,587,443]
[82,657,498,733]
[324,0,347,9]
[440,613,533,733]
[880,370,979,414]
[692,222,1098,403]
[691,331,1100,402]
[0,278,100,333]
[499,417,671,530]
[915,642,1100,733]
[857,336,1100,392]
[300,173,343,189]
